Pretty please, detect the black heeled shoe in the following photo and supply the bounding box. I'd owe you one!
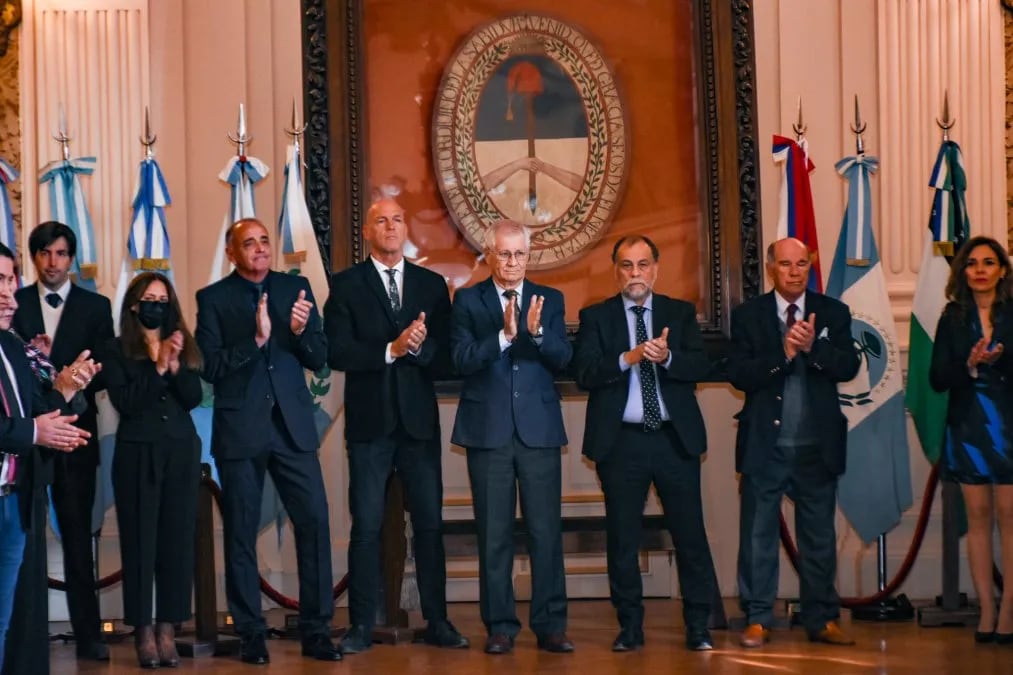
[974,630,995,643]
[994,632,1013,645]
[135,625,160,669]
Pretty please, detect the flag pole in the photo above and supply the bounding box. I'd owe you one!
[844,96,913,622]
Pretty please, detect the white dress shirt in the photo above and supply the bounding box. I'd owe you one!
[39,279,72,339]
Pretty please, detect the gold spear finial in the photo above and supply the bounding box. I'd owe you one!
[140,106,157,159]
[936,89,955,142]
[850,95,867,155]
[792,97,807,141]
[284,97,307,149]
[53,103,72,161]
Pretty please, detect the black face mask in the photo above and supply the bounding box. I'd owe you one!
[136,301,175,338]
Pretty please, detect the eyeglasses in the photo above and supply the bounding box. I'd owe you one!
[494,250,528,263]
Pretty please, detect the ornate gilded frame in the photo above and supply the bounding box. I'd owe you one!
[299,0,762,354]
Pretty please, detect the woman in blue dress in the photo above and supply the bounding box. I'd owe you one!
[931,235,1013,643]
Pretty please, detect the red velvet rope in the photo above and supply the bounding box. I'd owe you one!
[778,463,940,607]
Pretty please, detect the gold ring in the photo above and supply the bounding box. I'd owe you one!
[70,368,79,377]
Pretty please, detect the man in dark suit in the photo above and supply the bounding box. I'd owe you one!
[727,237,860,648]
[450,219,573,655]
[0,241,97,675]
[573,235,717,652]
[195,218,341,664]
[325,198,467,654]
[10,221,113,661]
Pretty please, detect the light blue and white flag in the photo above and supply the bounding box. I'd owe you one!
[0,158,18,260]
[193,152,283,534]
[276,141,344,449]
[38,156,99,291]
[826,153,912,543]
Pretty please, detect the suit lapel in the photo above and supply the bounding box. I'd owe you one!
[761,292,782,344]
[51,284,82,362]
[19,284,45,339]
[362,261,398,327]
[479,278,505,329]
[608,294,631,349]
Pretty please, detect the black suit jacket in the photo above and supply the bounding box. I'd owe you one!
[929,302,1013,423]
[324,260,451,442]
[0,330,76,529]
[726,291,860,476]
[12,283,114,465]
[99,337,203,443]
[574,293,711,462]
[195,270,327,459]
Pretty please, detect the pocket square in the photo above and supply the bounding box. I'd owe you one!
[818,326,829,340]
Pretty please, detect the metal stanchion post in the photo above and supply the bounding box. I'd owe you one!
[851,534,913,621]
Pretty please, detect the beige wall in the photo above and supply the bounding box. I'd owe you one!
[15,0,1009,619]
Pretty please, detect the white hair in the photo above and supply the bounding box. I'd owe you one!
[483,220,531,250]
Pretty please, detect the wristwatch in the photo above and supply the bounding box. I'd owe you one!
[533,325,544,337]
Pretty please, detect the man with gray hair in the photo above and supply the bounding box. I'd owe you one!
[450,220,574,655]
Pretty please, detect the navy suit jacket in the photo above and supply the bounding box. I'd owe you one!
[13,282,114,465]
[195,270,327,459]
[726,290,860,476]
[574,293,711,463]
[450,277,571,449]
[324,260,451,442]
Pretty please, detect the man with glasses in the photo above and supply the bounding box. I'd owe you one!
[450,219,574,655]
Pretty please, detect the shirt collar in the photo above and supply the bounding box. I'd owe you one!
[370,256,405,278]
[38,279,71,302]
[493,280,524,301]
[774,291,805,320]
[622,293,653,313]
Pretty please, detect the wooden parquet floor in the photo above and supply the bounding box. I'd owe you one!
[49,600,1013,674]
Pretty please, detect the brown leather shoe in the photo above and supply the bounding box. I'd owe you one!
[484,634,514,655]
[536,632,575,653]
[809,621,856,646]
[739,623,770,648]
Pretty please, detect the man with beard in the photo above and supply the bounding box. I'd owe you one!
[573,235,717,652]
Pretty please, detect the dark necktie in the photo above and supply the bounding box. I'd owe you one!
[630,306,662,431]
[786,303,798,328]
[502,289,521,325]
[45,292,62,309]
[251,283,264,310]
[385,269,401,313]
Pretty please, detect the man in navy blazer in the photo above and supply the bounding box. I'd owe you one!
[324,198,467,653]
[727,237,860,649]
[450,220,573,655]
[11,221,113,662]
[196,218,341,664]
[573,235,717,652]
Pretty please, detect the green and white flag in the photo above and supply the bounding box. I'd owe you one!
[905,141,969,463]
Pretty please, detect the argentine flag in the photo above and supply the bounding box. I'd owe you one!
[826,153,912,543]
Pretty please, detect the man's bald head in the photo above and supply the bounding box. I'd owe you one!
[365,198,407,265]
[766,236,812,302]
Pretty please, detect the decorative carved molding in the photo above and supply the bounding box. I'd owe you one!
[732,0,762,301]
[301,0,332,275]
[0,26,19,244]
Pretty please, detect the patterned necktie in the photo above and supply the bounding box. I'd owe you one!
[45,292,62,308]
[502,289,521,325]
[630,306,662,431]
[786,303,798,328]
[9,330,54,383]
[385,268,400,313]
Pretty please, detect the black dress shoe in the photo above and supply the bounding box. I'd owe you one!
[76,640,111,661]
[484,633,514,654]
[339,624,373,654]
[537,632,575,653]
[686,627,714,651]
[240,633,270,665]
[302,633,343,661]
[612,627,644,652]
[421,620,470,648]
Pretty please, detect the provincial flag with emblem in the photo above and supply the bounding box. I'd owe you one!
[905,140,969,464]
[826,152,912,543]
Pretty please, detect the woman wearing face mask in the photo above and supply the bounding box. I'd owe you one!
[101,272,203,668]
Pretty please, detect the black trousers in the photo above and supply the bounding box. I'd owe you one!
[51,447,101,644]
[216,413,333,638]
[466,435,567,638]
[596,423,716,633]
[346,431,447,630]
[1,485,50,675]
[737,442,840,634]
[113,435,200,626]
